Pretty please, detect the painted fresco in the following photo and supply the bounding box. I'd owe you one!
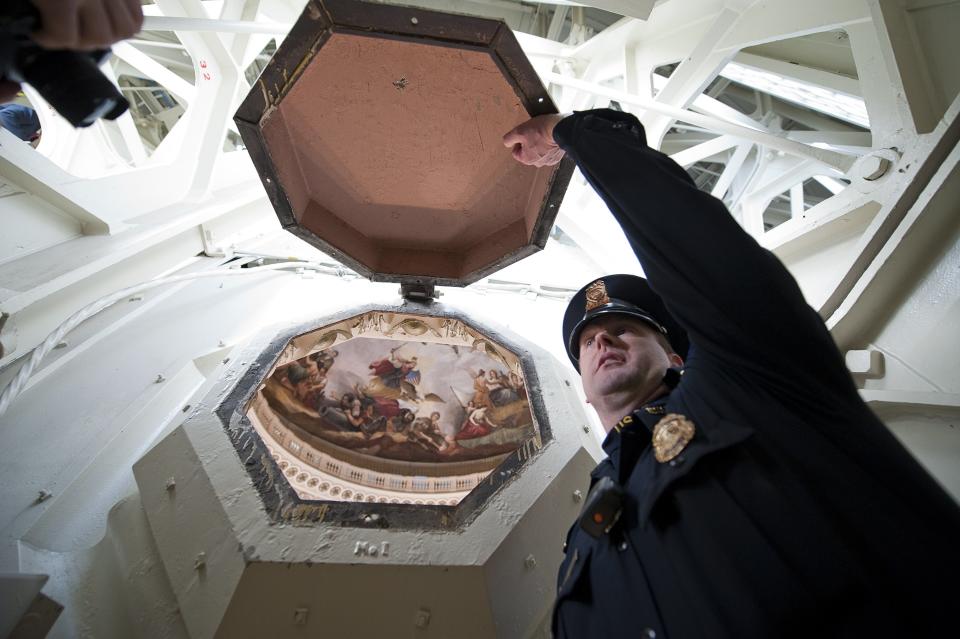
[255,313,536,465]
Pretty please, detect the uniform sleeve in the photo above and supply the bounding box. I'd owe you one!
[553,109,852,389]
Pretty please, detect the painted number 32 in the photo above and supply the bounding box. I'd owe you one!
[199,60,212,81]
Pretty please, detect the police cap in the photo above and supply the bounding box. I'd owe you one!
[562,274,688,371]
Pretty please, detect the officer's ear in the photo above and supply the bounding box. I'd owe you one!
[668,352,684,368]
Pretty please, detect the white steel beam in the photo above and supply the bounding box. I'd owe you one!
[669,134,740,168]
[542,71,857,171]
[824,93,960,336]
[716,0,870,52]
[790,182,805,219]
[546,5,569,41]
[865,0,944,135]
[112,41,196,105]
[553,1,656,21]
[643,8,741,145]
[712,143,753,199]
[653,73,766,131]
[812,175,847,195]
[142,15,289,34]
[0,130,111,234]
[733,52,862,98]
[98,61,149,165]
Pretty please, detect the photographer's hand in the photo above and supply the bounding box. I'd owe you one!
[30,0,143,51]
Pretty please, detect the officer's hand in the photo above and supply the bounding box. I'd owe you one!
[503,114,567,167]
[30,0,144,51]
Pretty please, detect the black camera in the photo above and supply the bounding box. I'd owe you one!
[0,0,129,127]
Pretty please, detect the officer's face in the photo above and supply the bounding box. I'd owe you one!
[578,316,677,404]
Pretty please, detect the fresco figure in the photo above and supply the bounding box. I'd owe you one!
[456,402,502,440]
[488,369,520,406]
[411,411,447,451]
[366,348,422,407]
[472,369,491,408]
[508,371,527,400]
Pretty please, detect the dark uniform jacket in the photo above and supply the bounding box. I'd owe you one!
[550,109,960,638]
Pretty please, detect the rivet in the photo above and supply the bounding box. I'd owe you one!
[410,17,419,25]
[537,97,544,103]
[165,477,176,491]
[154,374,165,383]
[54,341,68,349]
[36,490,52,503]
[524,554,537,569]
[572,490,583,503]
[218,339,226,347]
[618,541,628,552]
[194,552,206,570]
[582,425,590,433]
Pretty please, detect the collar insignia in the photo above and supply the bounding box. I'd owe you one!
[652,414,696,463]
[585,279,610,311]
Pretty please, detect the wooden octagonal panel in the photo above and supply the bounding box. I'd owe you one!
[245,310,540,506]
[235,0,573,285]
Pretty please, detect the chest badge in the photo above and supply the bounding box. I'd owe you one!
[652,414,696,463]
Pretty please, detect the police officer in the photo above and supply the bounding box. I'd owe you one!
[503,110,960,638]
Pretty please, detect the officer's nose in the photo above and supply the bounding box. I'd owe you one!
[594,329,618,349]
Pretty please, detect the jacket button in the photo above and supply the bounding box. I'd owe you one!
[642,629,656,638]
[611,121,625,129]
[669,455,686,468]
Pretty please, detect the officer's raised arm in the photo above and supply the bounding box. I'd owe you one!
[504,109,848,384]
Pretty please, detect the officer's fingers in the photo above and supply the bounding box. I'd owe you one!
[544,147,566,166]
[532,146,565,168]
[502,127,526,148]
[31,0,81,49]
[512,143,540,166]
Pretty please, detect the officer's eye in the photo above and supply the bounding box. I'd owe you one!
[584,337,594,348]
